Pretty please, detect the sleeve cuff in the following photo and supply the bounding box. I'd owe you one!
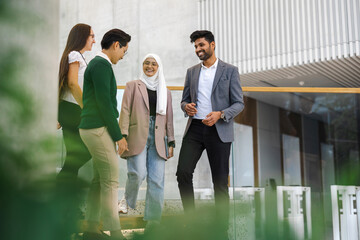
[168,141,175,148]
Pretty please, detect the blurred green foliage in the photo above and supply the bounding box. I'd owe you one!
[0,1,82,240]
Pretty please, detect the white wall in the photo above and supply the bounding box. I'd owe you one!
[26,0,60,133]
[1,0,60,177]
[60,0,201,86]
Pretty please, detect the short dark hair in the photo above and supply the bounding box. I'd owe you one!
[101,28,131,50]
[190,30,215,43]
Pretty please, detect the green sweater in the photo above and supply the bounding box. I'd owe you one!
[79,56,123,142]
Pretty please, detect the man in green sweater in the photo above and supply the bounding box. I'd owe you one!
[79,28,131,240]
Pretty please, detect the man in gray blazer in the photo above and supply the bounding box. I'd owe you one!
[176,30,244,237]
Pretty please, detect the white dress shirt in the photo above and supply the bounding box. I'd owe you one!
[194,58,219,120]
[96,51,113,65]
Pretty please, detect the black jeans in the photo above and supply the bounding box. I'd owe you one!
[176,119,231,232]
[58,100,91,181]
[57,101,92,235]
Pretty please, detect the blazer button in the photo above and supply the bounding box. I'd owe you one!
[155,126,158,129]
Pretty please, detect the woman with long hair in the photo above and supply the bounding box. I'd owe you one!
[58,23,95,182]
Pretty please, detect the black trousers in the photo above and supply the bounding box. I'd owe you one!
[58,100,91,181]
[176,119,231,231]
[57,101,92,235]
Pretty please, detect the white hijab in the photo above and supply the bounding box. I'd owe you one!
[140,53,167,115]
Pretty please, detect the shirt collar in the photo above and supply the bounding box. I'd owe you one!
[201,58,219,70]
[96,51,112,65]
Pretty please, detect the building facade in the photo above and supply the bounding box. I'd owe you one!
[59,0,360,239]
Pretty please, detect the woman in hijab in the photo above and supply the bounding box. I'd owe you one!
[118,53,175,226]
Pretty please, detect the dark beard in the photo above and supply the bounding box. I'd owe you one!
[197,51,211,61]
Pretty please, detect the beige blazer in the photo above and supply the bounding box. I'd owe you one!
[119,80,175,160]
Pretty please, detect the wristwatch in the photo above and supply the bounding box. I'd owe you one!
[220,111,225,120]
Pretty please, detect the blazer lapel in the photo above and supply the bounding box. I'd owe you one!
[138,81,149,110]
[211,59,225,94]
[192,64,201,101]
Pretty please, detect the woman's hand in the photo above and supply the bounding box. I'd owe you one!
[167,146,174,159]
[57,121,62,129]
[117,138,129,155]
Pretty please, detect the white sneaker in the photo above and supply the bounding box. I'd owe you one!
[118,196,128,214]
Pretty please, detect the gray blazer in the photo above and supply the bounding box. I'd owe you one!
[181,59,244,143]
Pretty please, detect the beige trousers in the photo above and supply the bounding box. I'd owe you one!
[79,127,121,231]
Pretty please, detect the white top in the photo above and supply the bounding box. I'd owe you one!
[61,51,87,105]
[96,51,112,65]
[194,58,219,120]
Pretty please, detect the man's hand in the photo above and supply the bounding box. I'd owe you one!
[202,111,221,126]
[116,137,129,155]
[167,146,174,159]
[185,103,197,116]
